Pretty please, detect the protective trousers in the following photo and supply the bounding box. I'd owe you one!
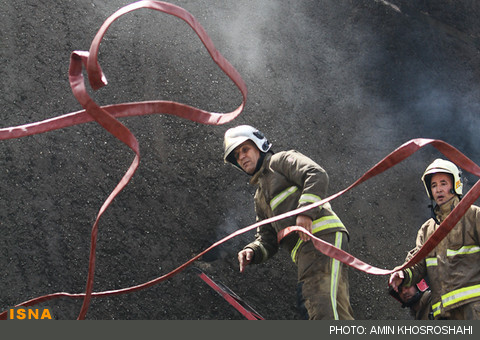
[296,231,354,320]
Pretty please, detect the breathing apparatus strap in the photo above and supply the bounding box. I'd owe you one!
[429,202,441,225]
[254,152,266,174]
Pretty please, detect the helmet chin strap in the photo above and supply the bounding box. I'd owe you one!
[252,152,266,175]
[429,202,441,225]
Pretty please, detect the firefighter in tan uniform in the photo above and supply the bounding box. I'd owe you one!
[223,125,354,320]
[390,159,480,319]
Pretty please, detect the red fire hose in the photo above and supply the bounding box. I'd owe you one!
[0,1,246,320]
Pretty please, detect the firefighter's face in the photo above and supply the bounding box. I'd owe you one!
[399,285,417,302]
[430,173,455,206]
[233,140,260,175]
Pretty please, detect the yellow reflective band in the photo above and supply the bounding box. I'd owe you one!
[270,186,298,211]
[330,232,343,320]
[432,301,441,317]
[426,257,438,267]
[404,268,413,287]
[290,215,344,262]
[291,240,303,262]
[299,194,332,211]
[298,193,322,204]
[311,215,344,233]
[447,245,480,257]
[442,284,480,308]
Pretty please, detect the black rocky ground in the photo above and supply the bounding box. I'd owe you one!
[1,0,479,320]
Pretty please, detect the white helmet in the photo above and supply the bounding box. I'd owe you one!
[223,125,272,169]
[421,158,463,200]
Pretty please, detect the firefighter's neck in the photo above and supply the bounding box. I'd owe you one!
[436,196,459,221]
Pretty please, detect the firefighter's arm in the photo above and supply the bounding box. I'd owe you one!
[241,200,280,267]
[390,261,427,292]
[402,225,429,286]
[239,217,278,272]
[389,246,421,292]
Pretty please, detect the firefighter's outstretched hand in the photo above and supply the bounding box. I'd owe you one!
[238,248,254,273]
[389,271,405,292]
[296,214,313,242]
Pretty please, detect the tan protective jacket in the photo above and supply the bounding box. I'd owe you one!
[403,197,480,319]
[244,150,348,264]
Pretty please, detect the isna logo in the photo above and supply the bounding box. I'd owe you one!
[8,307,54,320]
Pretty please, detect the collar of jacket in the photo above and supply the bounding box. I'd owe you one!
[434,196,460,222]
[249,153,272,185]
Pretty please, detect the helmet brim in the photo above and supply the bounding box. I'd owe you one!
[223,136,249,164]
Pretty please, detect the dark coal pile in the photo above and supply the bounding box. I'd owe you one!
[1,0,479,320]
